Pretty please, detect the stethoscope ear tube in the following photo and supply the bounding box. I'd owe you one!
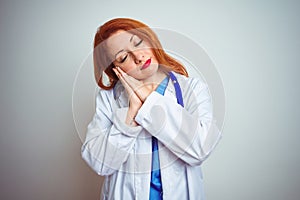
[169,71,184,107]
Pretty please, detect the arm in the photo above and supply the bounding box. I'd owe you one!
[81,89,142,175]
[135,77,221,166]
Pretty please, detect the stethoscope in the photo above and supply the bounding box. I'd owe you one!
[168,71,184,107]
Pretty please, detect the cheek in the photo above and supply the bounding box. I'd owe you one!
[113,60,134,73]
[121,63,136,74]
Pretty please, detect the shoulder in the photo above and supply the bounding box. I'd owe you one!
[96,81,128,109]
[96,81,124,100]
[172,71,207,91]
[171,72,212,111]
[95,86,115,107]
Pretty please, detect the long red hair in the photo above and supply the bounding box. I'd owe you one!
[93,18,188,90]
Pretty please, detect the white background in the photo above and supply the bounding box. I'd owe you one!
[0,0,299,199]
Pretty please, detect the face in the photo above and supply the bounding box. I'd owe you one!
[106,30,160,80]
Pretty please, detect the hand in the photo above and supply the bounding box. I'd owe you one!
[114,67,153,102]
[113,67,142,109]
[113,67,143,126]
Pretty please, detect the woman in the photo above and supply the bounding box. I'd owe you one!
[81,18,221,200]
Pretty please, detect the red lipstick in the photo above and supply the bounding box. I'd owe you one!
[141,58,151,70]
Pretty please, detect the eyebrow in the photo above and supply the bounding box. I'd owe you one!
[129,34,135,42]
[114,34,136,58]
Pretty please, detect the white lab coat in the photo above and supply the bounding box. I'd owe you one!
[81,72,221,200]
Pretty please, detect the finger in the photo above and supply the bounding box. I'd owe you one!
[115,67,135,88]
[113,68,127,88]
[120,78,142,104]
[116,67,135,82]
[114,68,135,94]
[112,67,121,78]
[116,67,142,89]
[115,66,125,77]
[114,68,131,87]
[115,67,153,102]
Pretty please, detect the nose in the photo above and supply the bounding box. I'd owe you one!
[131,49,144,64]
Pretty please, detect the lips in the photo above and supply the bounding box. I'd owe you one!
[141,58,151,70]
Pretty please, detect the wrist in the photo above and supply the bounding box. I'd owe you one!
[129,102,142,111]
[126,106,139,127]
[136,86,153,102]
[126,113,138,126]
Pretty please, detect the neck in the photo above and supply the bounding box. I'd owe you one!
[142,69,167,89]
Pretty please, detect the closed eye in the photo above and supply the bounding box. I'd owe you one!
[135,39,143,47]
[120,54,128,63]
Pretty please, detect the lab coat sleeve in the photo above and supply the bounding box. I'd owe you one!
[81,89,143,175]
[135,77,221,166]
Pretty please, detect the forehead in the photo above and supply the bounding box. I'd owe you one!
[106,30,134,56]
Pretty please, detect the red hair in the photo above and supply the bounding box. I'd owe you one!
[93,18,188,90]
